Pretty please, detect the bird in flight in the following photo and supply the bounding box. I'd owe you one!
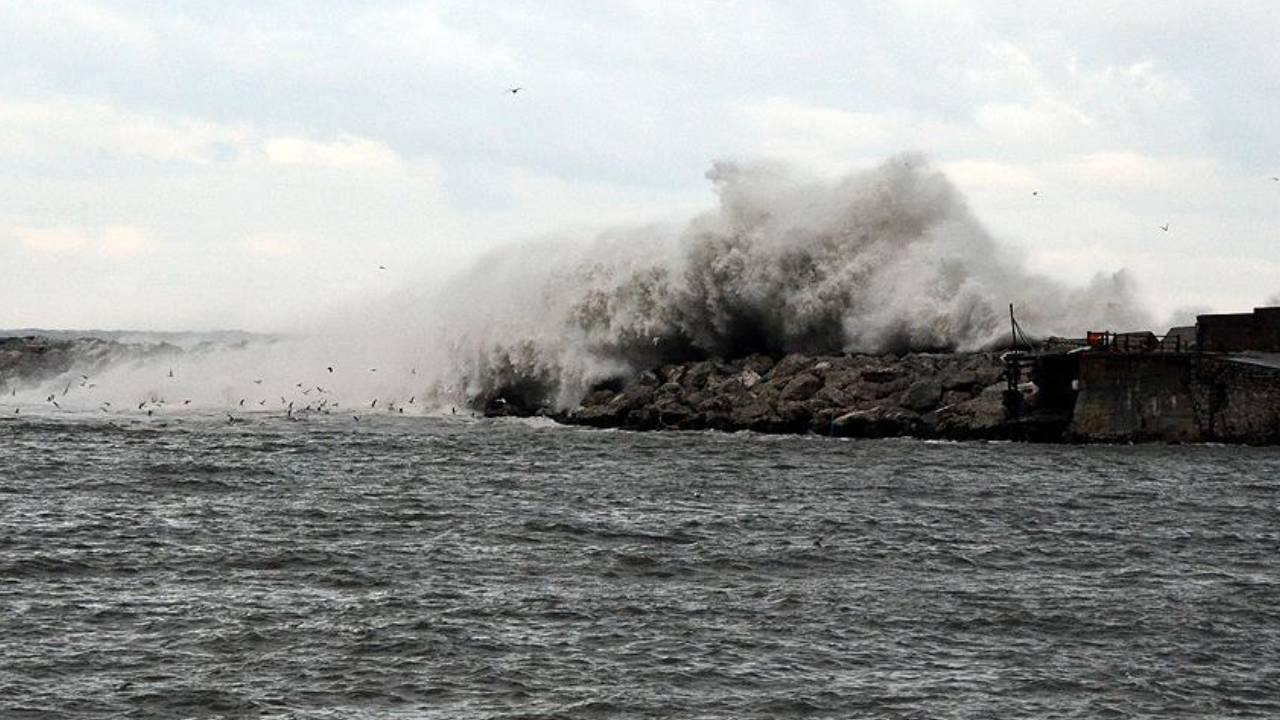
[327,366,333,373]
[1031,190,1039,197]
[1159,223,1169,232]
[508,87,523,94]
[379,265,386,270]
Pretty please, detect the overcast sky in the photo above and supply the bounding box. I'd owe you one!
[3,1,1278,331]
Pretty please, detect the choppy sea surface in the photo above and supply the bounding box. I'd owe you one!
[2,412,1279,719]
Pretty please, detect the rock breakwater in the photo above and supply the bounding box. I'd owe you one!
[484,351,1057,440]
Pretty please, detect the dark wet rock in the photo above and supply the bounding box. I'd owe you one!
[730,400,781,431]
[823,369,861,391]
[733,369,763,390]
[901,379,943,411]
[767,355,814,381]
[654,399,695,428]
[657,382,683,397]
[780,373,822,402]
[864,377,910,400]
[559,350,1030,440]
[681,360,733,391]
[940,388,976,407]
[830,406,920,438]
[860,367,900,383]
[935,383,1008,438]
[737,353,776,376]
[568,383,655,427]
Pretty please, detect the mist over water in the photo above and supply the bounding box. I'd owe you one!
[432,155,1151,409]
[6,155,1154,414]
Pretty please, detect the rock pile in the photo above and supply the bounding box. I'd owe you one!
[549,352,1019,439]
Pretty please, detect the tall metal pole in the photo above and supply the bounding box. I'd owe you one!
[1009,303,1017,350]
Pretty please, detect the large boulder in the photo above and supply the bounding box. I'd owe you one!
[901,379,943,411]
[829,406,921,438]
[569,383,655,427]
[767,354,814,381]
[737,354,776,376]
[682,360,734,391]
[935,383,1008,438]
[780,372,823,402]
[860,366,901,383]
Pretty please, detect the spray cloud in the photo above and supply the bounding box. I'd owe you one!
[430,154,1151,410]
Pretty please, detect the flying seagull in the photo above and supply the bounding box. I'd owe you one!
[327,366,333,373]
[379,265,386,270]
[1159,223,1169,232]
[1031,190,1039,196]
[508,87,523,94]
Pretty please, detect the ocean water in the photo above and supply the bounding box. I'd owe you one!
[2,412,1279,719]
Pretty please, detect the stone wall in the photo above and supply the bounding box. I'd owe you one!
[1190,358,1280,443]
[1071,353,1280,444]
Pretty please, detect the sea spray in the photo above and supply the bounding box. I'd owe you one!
[3,155,1153,415]
[431,155,1151,410]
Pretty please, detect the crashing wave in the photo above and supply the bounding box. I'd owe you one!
[431,155,1150,410]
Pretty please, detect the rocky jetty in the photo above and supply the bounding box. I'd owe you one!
[0,335,179,390]
[485,351,1065,441]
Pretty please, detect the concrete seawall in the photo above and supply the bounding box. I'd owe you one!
[1071,353,1280,444]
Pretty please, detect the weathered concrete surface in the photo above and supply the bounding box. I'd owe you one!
[1190,356,1280,444]
[1070,353,1280,444]
[1070,354,1199,443]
